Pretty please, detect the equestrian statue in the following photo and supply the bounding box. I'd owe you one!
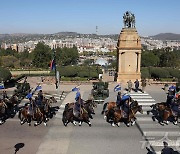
[123,11,136,28]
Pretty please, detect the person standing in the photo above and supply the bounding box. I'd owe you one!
[161,141,174,154]
[141,78,147,93]
[134,79,139,92]
[127,80,133,92]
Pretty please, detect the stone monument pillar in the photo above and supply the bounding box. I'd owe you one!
[117,11,141,83]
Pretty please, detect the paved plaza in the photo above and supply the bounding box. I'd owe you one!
[0,78,179,154]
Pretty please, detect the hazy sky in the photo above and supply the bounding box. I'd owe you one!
[0,0,180,36]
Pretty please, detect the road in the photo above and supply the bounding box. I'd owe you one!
[0,83,179,154]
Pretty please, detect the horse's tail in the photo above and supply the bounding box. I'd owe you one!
[62,110,67,126]
[101,102,108,115]
[65,103,69,111]
[18,109,22,120]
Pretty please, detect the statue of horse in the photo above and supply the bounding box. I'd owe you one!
[123,11,136,28]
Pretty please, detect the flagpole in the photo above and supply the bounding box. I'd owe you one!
[53,47,58,89]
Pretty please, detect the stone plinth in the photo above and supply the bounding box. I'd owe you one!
[117,28,141,83]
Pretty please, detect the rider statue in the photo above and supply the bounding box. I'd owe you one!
[123,11,136,28]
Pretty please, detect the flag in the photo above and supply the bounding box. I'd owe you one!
[50,59,55,70]
[75,91,81,101]
[114,84,121,92]
[0,83,5,89]
[35,85,42,91]
[72,87,79,92]
[26,93,32,99]
[122,94,130,101]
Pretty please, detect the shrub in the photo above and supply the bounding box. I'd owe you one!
[0,67,12,82]
[150,67,170,79]
[141,67,150,79]
[167,68,180,79]
[58,66,78,77]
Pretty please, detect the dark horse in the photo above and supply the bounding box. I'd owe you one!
[149,101,180,125]
[4,94,19,115]
[62,100,96,127]
[105,101,143,127]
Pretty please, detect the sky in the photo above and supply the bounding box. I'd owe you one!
[0,0,180,36]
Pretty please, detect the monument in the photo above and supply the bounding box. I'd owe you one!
[117,11,141,83]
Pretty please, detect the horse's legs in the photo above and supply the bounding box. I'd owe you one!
[131,117,136,126]
[173,116,178,125]
[27,116,31,126]
[43,114,47,126]
[163,112,170,125]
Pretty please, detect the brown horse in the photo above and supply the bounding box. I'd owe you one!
[62,101,94,127]
[109,101,143,127]
[18,105,47,126]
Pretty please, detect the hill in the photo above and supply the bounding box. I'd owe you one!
[150,33,180,40]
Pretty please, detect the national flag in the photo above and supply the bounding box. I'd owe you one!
[50,59,55,70]
[72,87,80,92]
[0,83,5,89]
[35,85,42,91]
[114,84,121,92]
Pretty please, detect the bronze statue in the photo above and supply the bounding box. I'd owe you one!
[123,11,135,28]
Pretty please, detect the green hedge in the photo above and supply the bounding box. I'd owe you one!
[0,67,12,82]
[57,65,101,79]
[141,67,180,79]
[141,67,150,79]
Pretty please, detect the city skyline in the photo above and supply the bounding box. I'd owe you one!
[0,0,180,36]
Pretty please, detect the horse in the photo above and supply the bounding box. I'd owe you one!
[41,96,57,120]
[62,100,95,127]
[149,100,180,125]
[4,94,19,114]
[109,101,143,127]
[64,99,96,119]
[0,99,8,124]
[161,107,180,125]
[18,105,47,126]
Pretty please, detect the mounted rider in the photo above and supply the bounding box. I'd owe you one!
[36,90,44,108]
[74,91,84,118]
[121,95,131,118]
[170,97,180,116]
[116,92,122,108]
[2,90,9,100]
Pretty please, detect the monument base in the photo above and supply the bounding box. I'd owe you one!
[117,73,141,83]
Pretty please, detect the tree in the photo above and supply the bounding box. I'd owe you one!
[141,51,160,67]
[0,67,12,82]
[1,56,20,68]
[160,51,176,67]
[56,46,79,66]
[32,42,51,68]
